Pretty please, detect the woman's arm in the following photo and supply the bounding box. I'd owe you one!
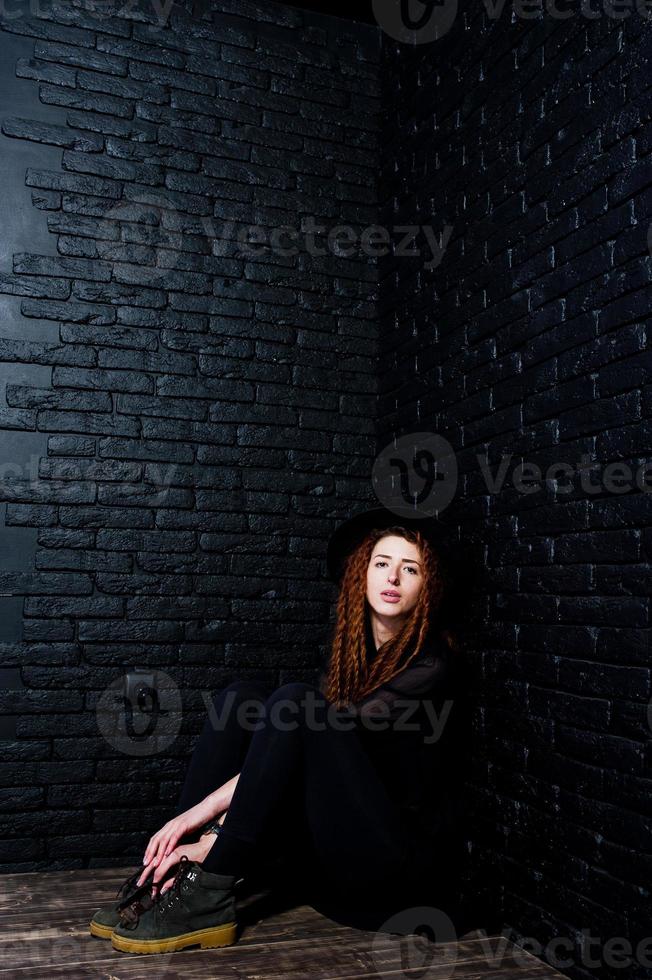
[140,771,241,875]
[200,771,240,823]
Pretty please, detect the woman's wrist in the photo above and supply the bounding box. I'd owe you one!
[197,834,218,863]
[199,818,222,837]
[199,807,228,836]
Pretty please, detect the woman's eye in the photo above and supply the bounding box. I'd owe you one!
[375,561,418,574]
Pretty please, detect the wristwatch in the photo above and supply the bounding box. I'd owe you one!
[199,819,223,838]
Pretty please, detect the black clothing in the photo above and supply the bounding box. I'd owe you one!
[173,679,415,929]
[318,612,460,856]
[171,620,463,930]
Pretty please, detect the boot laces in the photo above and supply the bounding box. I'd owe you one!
[116,866,142,900]
[118,889,155,929]
[158,855,194,917]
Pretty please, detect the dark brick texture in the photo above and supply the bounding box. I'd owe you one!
[378,5,651,979]
[1,2,651,977]
[0,0,381,869]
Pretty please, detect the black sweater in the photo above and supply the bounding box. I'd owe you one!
[317,613,460,859]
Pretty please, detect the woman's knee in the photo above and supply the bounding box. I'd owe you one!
[266,681,321,703]
[219,679,269,700]
[210,681,323,731]
[208,679,269,719]
[261,681,326,731]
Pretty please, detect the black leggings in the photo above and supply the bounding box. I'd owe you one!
[171,679,424,923]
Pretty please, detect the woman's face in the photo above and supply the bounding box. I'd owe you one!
[366,534,423,621]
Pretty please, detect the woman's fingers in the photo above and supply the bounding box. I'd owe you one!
[153,833,176,866]
[159,872,177,895]
[143,829,164,865]
[139,836,164,884]
[136,862,154,888]
[152,850,179,887]
[164,832,181,857]
[141,818,190,880]
[150,831,171,864]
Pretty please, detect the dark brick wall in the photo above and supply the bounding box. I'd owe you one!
[2,1,650,974]
[379,7,651,979]
[0,0,381,870]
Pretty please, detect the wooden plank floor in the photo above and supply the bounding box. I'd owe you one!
[0,867,567,979]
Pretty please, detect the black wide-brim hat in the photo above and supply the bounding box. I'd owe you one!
[326,504,455,585]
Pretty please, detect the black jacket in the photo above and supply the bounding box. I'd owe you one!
[318,612,462,860]
[311,613,466,928]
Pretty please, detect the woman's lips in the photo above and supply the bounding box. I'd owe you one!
[381,593,401,603]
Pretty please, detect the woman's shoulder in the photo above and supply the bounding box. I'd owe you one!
[400,632,457,697]
[415,629,453,666]
[376,633,450,699]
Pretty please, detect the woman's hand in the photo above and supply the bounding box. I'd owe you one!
[137,798,218,886]
[150,837,218,896]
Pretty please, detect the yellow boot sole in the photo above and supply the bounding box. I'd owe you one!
[110,920,237,954]
[89,919,114,940]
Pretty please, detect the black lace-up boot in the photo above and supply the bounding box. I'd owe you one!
[89,866,153,939]
[111,855,239,955]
